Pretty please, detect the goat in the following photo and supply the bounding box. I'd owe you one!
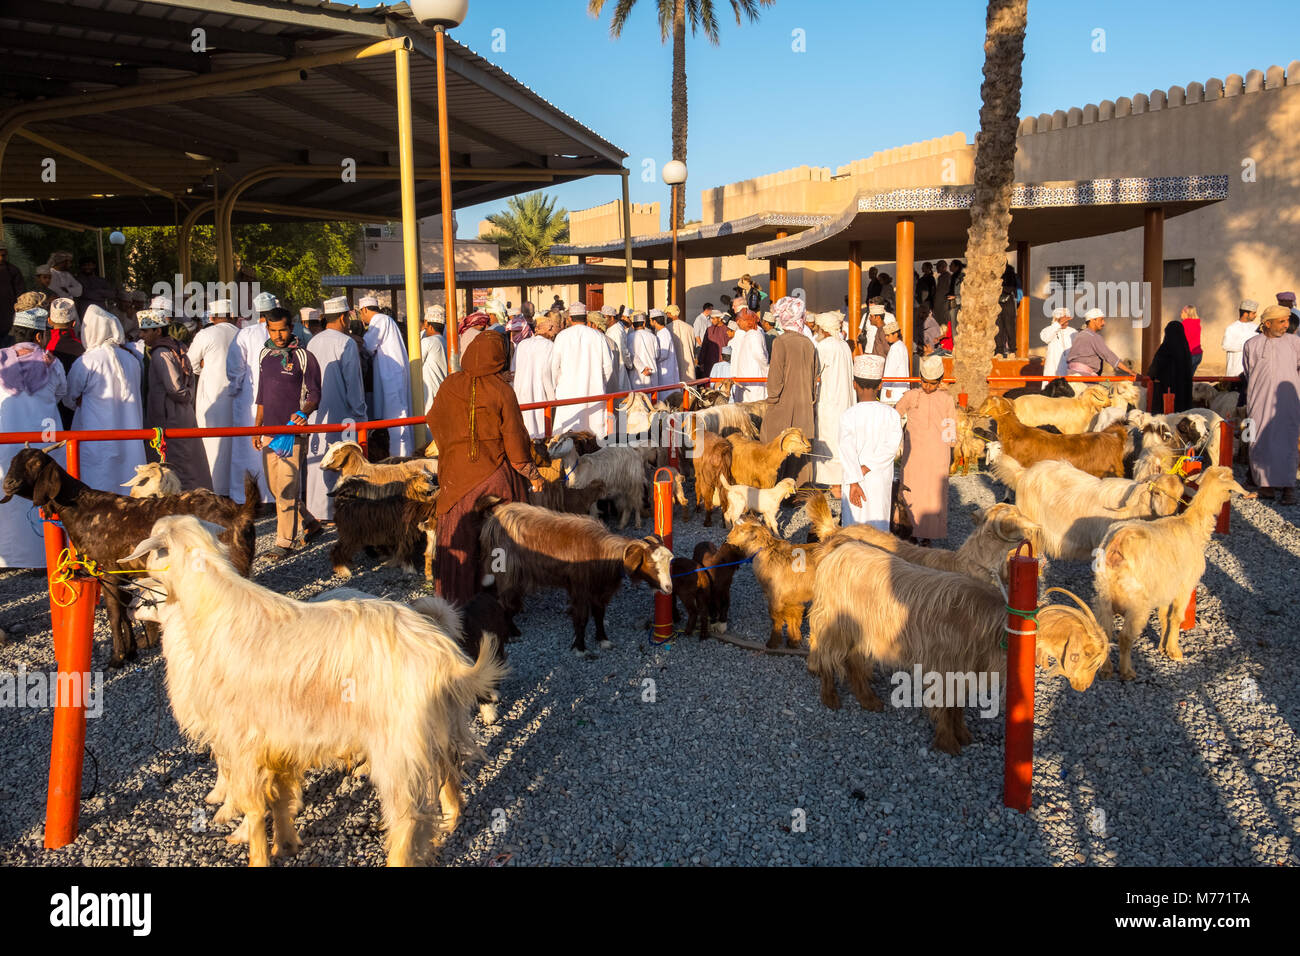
[1192,383,1242,423]
[565,445,648,529]
[805,492,1038,583]
[416,590,511,727]
[329,473,439,579]
[978,397,1126,478]
[689,401,762,441]
[669,555,714,640]
[993,456,1184,561]
[1012,384,1112,435]
[1130,419,1181,482]
[696,541,744,635]
[726,426,812,489]
[122,515,501,866]
[1128,408,1226,467]
[950,406,987,476]
[1089,380,1143,431]
[720,475,796,533]
[122,461,182,498]
[725,515,825,649]
[1092,466,1253,680]
[476,497,673,655]
[321,440,437,482]
[1,448,257,668]
[691,429,733,526]
[807,539,1109,753]
[546,429,601,458]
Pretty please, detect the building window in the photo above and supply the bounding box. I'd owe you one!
[1163,258,1195,287]
[1047,265,1085,292]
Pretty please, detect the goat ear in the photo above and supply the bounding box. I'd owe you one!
[31,462,63,509]
[121,534,165,565]
[622,540,649,570]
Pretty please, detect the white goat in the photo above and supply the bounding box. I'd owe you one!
[122,515,502,867]
[994,456,1184,561]
[1089,380,1143,431]
[719,475,796,533]
[122,461,183,497]
[565,445,649,528]
[321,440,438,481]
[1012,384,1112,434]
[1128,408,1227,466]
[1092,466,1253,680]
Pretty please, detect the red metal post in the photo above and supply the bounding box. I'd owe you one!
[652,468,674,643]
[958,392,969,410]
[44,574,100,849]
[1004,546,1038,813]
[544,404,554,440]
[1181,589,1197,632]
[1216,420,1233,534]
[1163,391,1175,414]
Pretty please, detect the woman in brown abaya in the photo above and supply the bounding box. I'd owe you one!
[428,332,543,606]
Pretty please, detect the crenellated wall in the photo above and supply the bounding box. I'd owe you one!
[1013,61,1300,371]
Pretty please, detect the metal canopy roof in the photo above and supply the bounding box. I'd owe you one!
[324,262,667,290]
[552,211,831,261]
[1,0,627,228]
[745,176,1229,261]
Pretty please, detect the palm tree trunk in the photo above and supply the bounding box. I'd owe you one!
[952,0,1027,410]
[671,0,687,229]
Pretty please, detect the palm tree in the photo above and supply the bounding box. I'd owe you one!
[952,0,1028,409]
[588,0,774,228]
[480,193,570,269]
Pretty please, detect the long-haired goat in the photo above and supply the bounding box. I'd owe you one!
[0,448,257,668]
[122,461,183,497]
[476,498,673,655]
[565,445,648,529]
[691,429,733,526]
[726,427,812,489]
[1012,384,1113,434]
[805,493,1038,583]
[321,440,437,482]
[1092,466,1252,680]
[994,456,1183,561]
[1089,380,1144,431]
[807,539,1109,753]
[697,540,744,635]
[122,515,502,866]
[978,396,1126,478]
[329,473,439,579]
[725,515,825,649]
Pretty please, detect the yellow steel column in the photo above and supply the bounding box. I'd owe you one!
[396,44,426,426]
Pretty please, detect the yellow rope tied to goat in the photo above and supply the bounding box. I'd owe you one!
[49,548,161,607]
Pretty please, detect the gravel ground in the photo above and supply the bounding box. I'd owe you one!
[1,466,1297,867]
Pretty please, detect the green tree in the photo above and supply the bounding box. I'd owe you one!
[232,221,363,307]
[588,0,775,228]
[480,193,570,269]
[952,0,1028,409]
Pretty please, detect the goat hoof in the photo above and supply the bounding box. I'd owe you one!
[1119,667,1137,681]
[820,692,842,711]
[272,835,302,857]
[213,801,239,826]
[332,566,352,580]
[598,640,613,650]
[932,736,962,756]
[785,639,802,650]
[225,820,250,845]
[478,702,499,725]
[765,634,783,650]
[204,787,224,806]
[106,655,127,669]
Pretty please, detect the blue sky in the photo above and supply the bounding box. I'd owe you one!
[386,0,1300,237]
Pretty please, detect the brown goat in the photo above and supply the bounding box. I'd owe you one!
[320,440,437,482]
[476,497,674,655]
[978,397,1126,478]
[669,556,713,640]
[727,427,812,489]
[725,515,824,649]
[695,541,744,635]
[691,430,733,526]
[0,448,258,668]
[329,473,439,579]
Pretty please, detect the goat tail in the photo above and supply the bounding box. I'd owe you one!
[804,491,837,540]
[230,472,261,577]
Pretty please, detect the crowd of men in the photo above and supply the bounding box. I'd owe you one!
[3,241,1297,568]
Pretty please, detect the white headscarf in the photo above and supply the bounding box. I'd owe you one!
[81,304,131,395]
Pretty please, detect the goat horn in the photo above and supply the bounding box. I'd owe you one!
[42,440,66,453]
[1042,586,1104,633]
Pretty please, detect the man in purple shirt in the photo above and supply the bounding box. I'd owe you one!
[253,309,323,559]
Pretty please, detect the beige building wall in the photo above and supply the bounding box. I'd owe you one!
[1013,65,1300,372]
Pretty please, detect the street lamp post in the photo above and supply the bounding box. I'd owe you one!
[109,229,125,290]
[663,160,687,313]
[410,0,468,373]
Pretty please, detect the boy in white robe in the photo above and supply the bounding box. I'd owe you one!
[421,305,449,411]
[626,313,660,391]
[225,294,273,503]
[880,316,910,406]
[1039,307,1076,388]
[1222,299,1259,379]
[812,311,854,493]
[839,353,903,529]
[549,302,613,437]
[650,309,681,401]
[603,306,632,392]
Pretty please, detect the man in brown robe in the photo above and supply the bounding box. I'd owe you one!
[761,297,819,486]
[429,332,543,607]
[895,354,957,543]
[138,309,212,490]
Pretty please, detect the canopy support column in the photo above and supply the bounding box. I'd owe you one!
[434,25,459,375]
[395,43,425,423]
[1142,207,1164,370]
[646,262,655,310]
[770,230,788,302]
[848,240,862,354]
[621,172,635,311]
[1016,241,1031,359]
[896,217,915,356]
